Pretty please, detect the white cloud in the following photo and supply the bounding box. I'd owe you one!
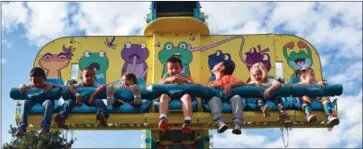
[2,58,7,63]
[2,40,12,48]
[201,2,273,34]
[2,2,30,32]
[2,2,76,47]
[72,2,150,36]
[24,2,75,47]
[327,61,362,93]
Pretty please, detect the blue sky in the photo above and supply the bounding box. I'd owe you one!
[2,2,362,148]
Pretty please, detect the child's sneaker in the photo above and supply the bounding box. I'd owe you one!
[96,112,108,127]
[232,124,242,135]
[217,122,228,133]
[55,114,68,129]
[181,120,192,134]
[278,111,290,122]
[39,128,50,135]
[261,105,271,118]
[306,114,317,124]
[326,115,340,127]
[158,117,168,132]
[15,128,26,137]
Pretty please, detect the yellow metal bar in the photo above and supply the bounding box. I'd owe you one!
[20,110,337,131]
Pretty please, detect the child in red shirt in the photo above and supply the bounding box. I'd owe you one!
[208,61,247,135]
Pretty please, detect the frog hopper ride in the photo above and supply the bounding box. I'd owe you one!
[11,1,343,149]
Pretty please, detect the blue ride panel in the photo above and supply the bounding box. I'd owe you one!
[291,84,343,97]
[10,88,63,101]
[70,100,151,113]
[147,84,215,99]
[27,104,61,114]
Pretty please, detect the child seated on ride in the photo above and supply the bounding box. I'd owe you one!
[207,61,247,135]
[158,56,195,134]
[16,67,61,136]
[248,62,289,122]
[106,73,142,107]
[54,67,109,128]
[294,66,339,126]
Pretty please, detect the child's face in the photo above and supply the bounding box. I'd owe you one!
[301,71,315,83]
[121,76,135,86]
[252,69,263,81]
[30,76,46,87]
[166,62,183,76]
[211,62,224,74]
[81,69,96,85]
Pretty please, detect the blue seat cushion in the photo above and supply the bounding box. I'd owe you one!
[291,84,343,97]
[209,85,292,100]
[291,97,325,110]
[63,78,155,101]
[147,84,215,99]
[29,104,61,114]
[96,78,105,85]
[203,101,243,113]
[10,88,63,101]
[154,99,198,112]
[46,78,64,86]
[71,100,151,113]
[110,100,151,113]
[62,87,107,100]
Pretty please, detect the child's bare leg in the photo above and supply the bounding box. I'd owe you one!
[158,94,171,132]
[180,94,192,133]
[159,94,171,116]
[181,94,192,118]
[131,84,141,106]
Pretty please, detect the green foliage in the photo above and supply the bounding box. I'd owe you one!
[3,125,76,149]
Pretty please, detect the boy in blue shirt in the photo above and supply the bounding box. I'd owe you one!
[16,67,59,136]
[55,67,109,128]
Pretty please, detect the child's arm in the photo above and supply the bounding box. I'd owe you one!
[317,79,328,87]
[159,76,174,84]
[227,80,247,88]
[264,80,282,99]
[88,84,107,105]
[176,75,195,84]
[68,83,84,105]
[19,84,30,93]
[266,81,282,92]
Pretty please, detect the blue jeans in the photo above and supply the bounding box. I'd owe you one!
[208,95,244,126]
[18,99,54,131]
[58,99,109,119]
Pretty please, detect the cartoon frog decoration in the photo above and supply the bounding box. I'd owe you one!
[158,42,193,77]
[283,41,313,83]
[240,44,274,81]
[38,45,74,79]
[79,50,109,84]
[121,42,149,80]
[208,50,235,81]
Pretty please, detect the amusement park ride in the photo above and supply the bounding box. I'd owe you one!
[10,1,343,149]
